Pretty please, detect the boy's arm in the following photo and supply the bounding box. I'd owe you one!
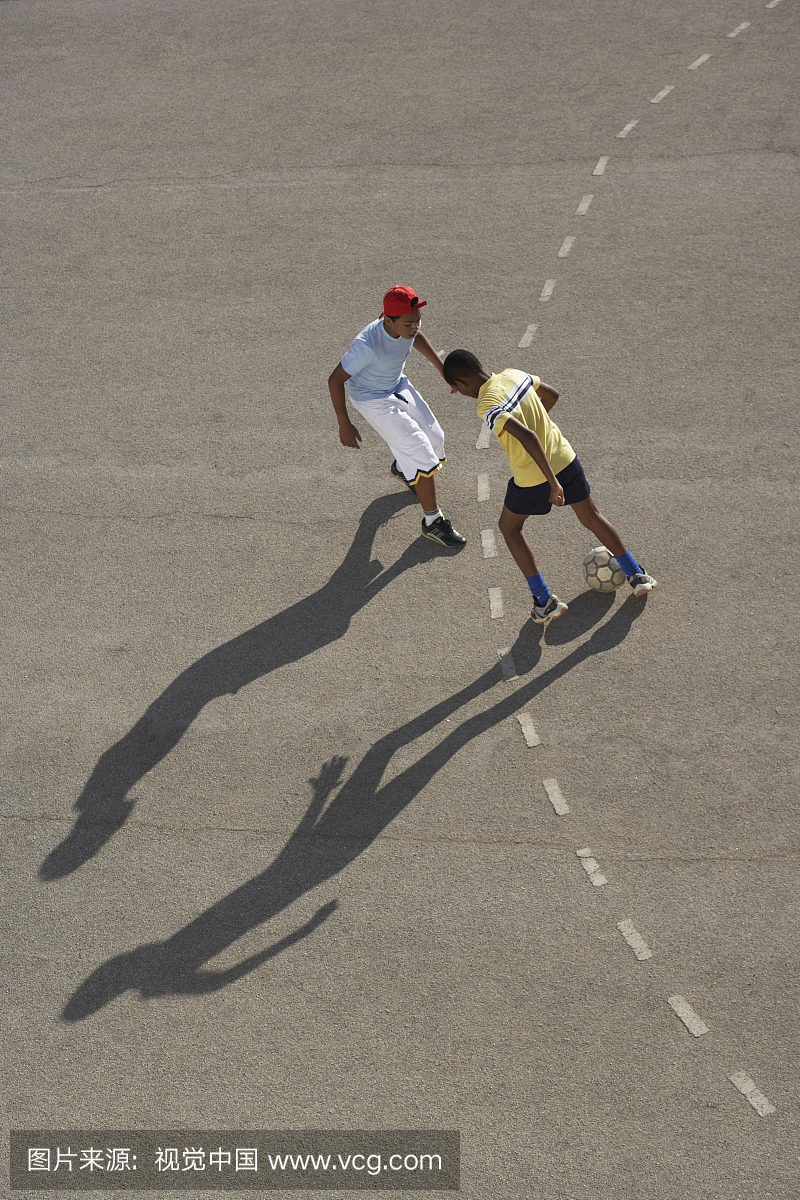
[500,416,565,506]
[534,381,559,412]
[412,331,445,377]
[328,362,362,448]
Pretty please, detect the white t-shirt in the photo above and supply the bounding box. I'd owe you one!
[340,318,418,403]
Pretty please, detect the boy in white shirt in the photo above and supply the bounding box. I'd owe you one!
[328,286,466,548]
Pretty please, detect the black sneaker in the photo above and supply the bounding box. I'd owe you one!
[421,515,467,548]
[390,460,416,493]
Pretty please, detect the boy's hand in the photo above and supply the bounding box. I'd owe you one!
[549,481,565,506]
[338,421,362,449]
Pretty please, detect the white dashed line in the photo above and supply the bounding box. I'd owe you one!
[667,995,709,1037]
[517,712,540,746]
[539,279,556,302]
[576,847,607,886]
[477,473,490,502]
[766,0,783,7]
[557,236,575,258]
[592,156,609,176]
[616,919,653,961]
[488,587,504,619]
[497,647,518,680]
[650,85,674,104]
[480,528,498,558]
[476,425,491,449]
[542,778,570,815]
[575,194,594,215]
[727,21,750,36]
[616,120,639,139]
[517,323,537,348]
[729,1072,776,1116]
[688,53,711,69]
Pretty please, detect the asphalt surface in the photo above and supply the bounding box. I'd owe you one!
[2,0,799,1197]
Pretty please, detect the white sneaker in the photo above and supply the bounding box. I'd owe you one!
[531,595,568,624]
[628,571,657,597]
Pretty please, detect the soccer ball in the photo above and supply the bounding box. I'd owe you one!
[582,546,626,592]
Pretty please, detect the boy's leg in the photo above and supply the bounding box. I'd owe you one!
[414,474,438,513]
[350,387,464,547]
[498,507,539,576]
[570,496,657,594]
[418,471,465,547]
[390,383,464,547]
[402,463,445,526]
[498,506,568,622]
[396,390,446,521]
[570,496,625,557]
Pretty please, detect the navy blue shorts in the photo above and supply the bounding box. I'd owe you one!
[503,456,591,516]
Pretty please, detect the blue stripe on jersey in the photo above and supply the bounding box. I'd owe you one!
[483,373,535,431]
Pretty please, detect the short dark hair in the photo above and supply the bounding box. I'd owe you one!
[443,349,483,386]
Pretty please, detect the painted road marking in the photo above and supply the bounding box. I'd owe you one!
[476,425,491,449]
[517,712,540,746]
[592,156,609,176]
[616,919,653,960]
[727,21,750,36]
[542,778,570,815]
[481,528,498,558]
[650,85,675,104]
[518,323,537,347]
[539,279,556,302]
[498,647,518,680]
[729,1072,776,1116]
[557,236,576,258]
[576,847,607,886]
[616,120,639,139]
[766,0,783,7]
[688,53,711,69]
[477,473,490,502]
[488,587,504,619]
[668,995,709,1037]
[575,194,594,215]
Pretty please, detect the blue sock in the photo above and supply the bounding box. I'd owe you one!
[525,572,551,606]
[616,550,642,578]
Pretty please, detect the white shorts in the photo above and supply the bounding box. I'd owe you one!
[349,376,445,486]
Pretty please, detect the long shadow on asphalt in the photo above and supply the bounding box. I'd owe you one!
[40,490,438,881]
[61,589,643,1021]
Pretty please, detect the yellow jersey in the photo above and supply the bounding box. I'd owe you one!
[477,369,575,487]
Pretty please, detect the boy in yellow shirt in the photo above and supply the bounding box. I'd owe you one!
[443,350,656,622]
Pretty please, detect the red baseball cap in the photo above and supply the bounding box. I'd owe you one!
[380,285,428,317]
